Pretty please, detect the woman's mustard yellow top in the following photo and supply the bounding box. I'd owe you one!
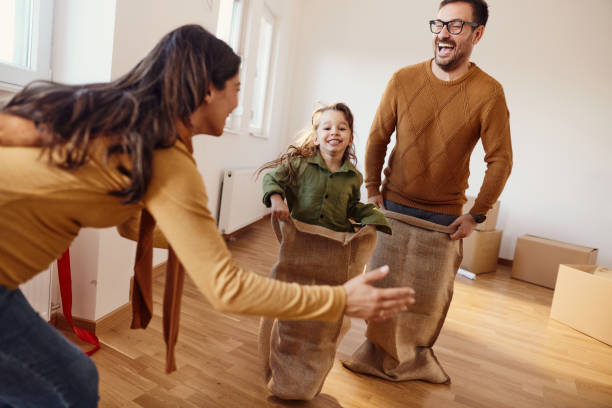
[0,113,345,321]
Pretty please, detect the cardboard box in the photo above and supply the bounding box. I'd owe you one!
[550,264,612,346]
[461,229,503,274]
[462,196,500,231]
[511,235,598,289]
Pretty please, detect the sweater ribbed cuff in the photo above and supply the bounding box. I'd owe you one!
[365,183,381,198]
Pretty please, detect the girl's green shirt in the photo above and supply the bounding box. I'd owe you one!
[262,151,391,235]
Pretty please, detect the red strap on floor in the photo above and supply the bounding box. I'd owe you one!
[57,249,100,355]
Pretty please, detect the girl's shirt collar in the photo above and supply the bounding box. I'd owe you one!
[307,150,358,175]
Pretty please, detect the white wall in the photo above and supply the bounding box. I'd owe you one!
[0,90,14,106]
[52,0,118,320]
[287,0,612,267]
[287,0,432,204]
[52,0,116,84]
[111,0,220,80]
[471,0,612,267]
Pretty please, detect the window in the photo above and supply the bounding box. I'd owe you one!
[216,0,277,137]
[217,0,247,132]
[216,0,245,53]
[0,0,54,89]
[249,5,275,137]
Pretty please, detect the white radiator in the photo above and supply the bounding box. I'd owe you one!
[19,263,53,321]
[217,168,269,235]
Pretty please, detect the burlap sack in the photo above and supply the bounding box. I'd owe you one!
[259,217,378,400]
[342,210,461,384]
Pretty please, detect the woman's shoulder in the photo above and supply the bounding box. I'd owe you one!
[88,138,196,194]
[152,140,196,169]
[147,141,201,192]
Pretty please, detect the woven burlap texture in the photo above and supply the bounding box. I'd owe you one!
[343,210,461,384]
[259,217,378,400]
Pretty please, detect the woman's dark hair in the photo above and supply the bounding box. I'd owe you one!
[439,0,489,27]
[1,24,241,203]
[256,102,356,185]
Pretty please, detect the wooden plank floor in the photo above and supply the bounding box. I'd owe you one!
[64,218,612,407]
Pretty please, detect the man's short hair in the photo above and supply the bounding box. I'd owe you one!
[439,0,489,27]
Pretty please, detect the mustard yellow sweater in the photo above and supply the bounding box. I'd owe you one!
[0,114,345,321]
[365,60,513,215]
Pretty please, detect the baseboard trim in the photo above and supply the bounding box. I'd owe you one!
[97,303,132,333]
[222,214,270,241]
[51,312,96,333]
[53,261,168,334]
[52,302,132,334]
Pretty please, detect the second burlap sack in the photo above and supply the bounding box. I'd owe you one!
[342,210,461,384]
[259,217,378,400]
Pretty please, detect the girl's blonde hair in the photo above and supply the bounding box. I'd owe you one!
[256,102,356,184]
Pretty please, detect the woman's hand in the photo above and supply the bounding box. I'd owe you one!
[343,265,415,322]
[270,194,290,220]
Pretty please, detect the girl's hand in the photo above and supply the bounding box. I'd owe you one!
[343,265,415,322]
[270,194,290,220]
[368,194,386,209]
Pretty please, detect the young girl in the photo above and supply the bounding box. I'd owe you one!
[259,102,390,234]
[257,103,392,400]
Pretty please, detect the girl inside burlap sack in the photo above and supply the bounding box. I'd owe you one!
[256,102,398,400]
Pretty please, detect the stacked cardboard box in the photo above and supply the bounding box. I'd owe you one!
[460,196,503,275]
[550,264,612,346]
[511,235,598,289]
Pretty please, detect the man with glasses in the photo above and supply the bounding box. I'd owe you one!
[343,0,512,383]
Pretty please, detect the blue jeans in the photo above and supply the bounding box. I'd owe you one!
[0,285,99,408]
[384,199,458,226]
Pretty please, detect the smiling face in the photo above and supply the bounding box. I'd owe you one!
[433,2,484,73]
[314,109,353,160]
[188,73,241,136]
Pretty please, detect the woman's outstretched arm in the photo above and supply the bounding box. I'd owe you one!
[145,142,414,322]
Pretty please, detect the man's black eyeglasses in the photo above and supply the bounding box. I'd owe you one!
[429,19,479,35]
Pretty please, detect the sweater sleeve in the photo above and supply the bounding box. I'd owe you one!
[471,88,513,215]
[116,212,169,249]
[364,73,398,197]
[144,145,345,322]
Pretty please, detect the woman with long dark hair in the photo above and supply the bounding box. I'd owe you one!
[0,25,414,406]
